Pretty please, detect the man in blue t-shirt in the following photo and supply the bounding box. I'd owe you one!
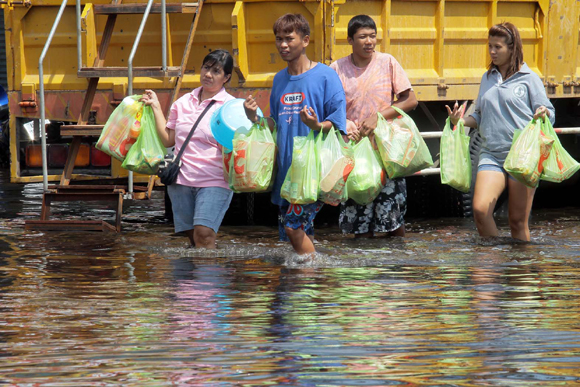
[244,13,347,256]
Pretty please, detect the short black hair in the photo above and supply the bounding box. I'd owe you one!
[273,13,310,38]
[202,49,234,76]
[347,15,377,39]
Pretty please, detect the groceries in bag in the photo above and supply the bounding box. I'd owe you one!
[121,105,166,175]
[540,117,580,183]
[316,128,355,205]
[374,112,418,169]
[280,130,319,204]
[96,95,144,161]
[222,148,233,181]
[504,119,554,188]
[440,117,472,193]
[346,137,386,205]
[228,118,276,193]
[376,107,433,178]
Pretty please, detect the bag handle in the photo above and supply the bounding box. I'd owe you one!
[256,116,277,134]
[173,99,217,163]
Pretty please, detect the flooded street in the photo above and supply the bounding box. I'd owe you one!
[1,169,580,385]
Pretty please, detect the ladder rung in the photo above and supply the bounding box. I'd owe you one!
[93,3,199,14]
[60,125,104,136]
[78,66,182,78]
[48,185,147,193]
[25,220,117,232]
[48,184,127,193]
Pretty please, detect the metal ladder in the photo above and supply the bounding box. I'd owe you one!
[25,0,203,232]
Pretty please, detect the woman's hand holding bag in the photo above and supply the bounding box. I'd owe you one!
[440,117,472,193]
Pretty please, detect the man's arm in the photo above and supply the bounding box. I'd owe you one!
[359,89,418,137]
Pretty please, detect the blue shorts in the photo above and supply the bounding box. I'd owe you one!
[478,153,515,180]
[167,184,233,234]
[278,201,324,242]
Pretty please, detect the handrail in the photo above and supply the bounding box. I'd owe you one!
[128,0,155,95]
[74,0,169,195]
[162,0,167,71]
[39,0,69,192]
[127,0,154,196]
[76,0,82,71]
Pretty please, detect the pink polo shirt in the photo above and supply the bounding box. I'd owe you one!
[166,87,234,189]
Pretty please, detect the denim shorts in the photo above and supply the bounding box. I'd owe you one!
[167,184,233,234]
[478,152,515,180]
[278,201,324,242]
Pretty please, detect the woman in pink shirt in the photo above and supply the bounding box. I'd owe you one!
[141,50,235,248]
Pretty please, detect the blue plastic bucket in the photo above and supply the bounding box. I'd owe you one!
[210,98,263,152]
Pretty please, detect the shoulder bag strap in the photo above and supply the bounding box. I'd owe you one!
[173,99,217,163]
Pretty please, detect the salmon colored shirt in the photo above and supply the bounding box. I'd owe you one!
[166,87,234,189]
[330,52,412,128]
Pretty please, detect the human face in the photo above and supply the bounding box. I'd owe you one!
[275,30,309,63]
[200,62,230,93]
[488,35,511,69]
[348,27,377,61]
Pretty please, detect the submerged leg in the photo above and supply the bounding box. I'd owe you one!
[472,171,507,237]
[507,178,536,241]
[285,227,315,255]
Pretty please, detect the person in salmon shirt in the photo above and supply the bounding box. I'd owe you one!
[141,50,235,248]
[330,15,418,239]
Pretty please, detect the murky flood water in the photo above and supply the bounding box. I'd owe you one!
[1,170,580,386]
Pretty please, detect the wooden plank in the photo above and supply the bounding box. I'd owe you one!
[25,220,118,232]
[60,127,104,136]
[78,66,181,78]
[49,184,125,191]
[170,1,204,106]
[93,3,198,14]
[60,125,104,130]
[44,192,123,203]
[48,184,146,192]
[60,136,82,186]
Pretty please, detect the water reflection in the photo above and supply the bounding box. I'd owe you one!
[0,171,580,385]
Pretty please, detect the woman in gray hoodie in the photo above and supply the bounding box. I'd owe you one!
[447,22,555,242]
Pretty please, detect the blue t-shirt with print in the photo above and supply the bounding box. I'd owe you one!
[269,63,347,206]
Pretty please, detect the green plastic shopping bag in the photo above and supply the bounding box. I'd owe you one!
[374,111,418,170]
[377,107,433,178]
[504,119,554,188]
[121,105,166,175]
[346,137,386,205]
[440,117,472,193]
[316,128,355,206]
[227,117,276,193]
[540,117,580,183]
[280,130,319,204]
[97,95,144,161]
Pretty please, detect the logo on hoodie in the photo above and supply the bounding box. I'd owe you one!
[513,85,526,99]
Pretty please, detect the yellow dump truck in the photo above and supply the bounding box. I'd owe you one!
[3,0,580,216]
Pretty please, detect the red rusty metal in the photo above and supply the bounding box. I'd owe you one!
[9,88,273,123]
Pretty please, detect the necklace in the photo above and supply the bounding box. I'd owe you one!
[351,53,372,68]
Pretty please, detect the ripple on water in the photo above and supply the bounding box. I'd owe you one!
[2,173,580,385]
